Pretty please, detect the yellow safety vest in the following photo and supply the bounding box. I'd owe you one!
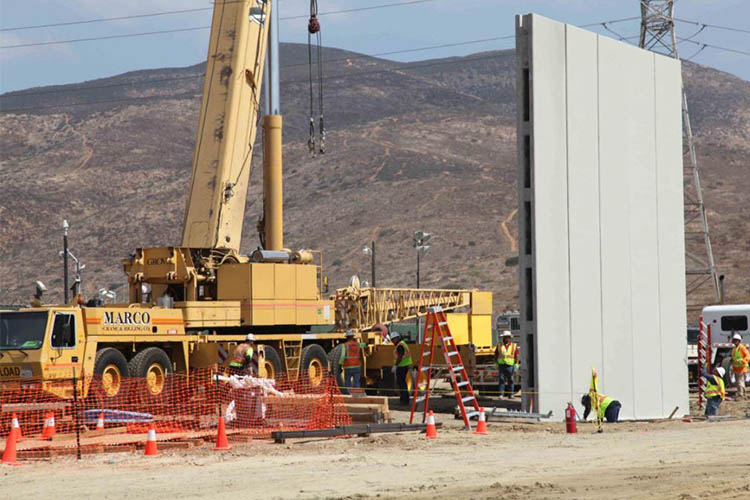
[496,343,517,366]
[731,344,749,373]
[395,340,412,367]
[596,394,613,420]
[705,375,725,400]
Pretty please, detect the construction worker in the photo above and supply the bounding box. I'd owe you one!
[494,331,519,398]
[229,334,258,376]
[392,332,412,404]
[339,330,362,390]
[730,333,749,399]
[580,393,622,423]
[703,366,726,416]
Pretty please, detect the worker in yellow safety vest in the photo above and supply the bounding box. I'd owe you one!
[338,330,362,391]
[391,332,413,404]
[229,333,258,375]
[730,333,749,400]
[581,393,622,423]
[703,366,726,416]
[494,331,519,398]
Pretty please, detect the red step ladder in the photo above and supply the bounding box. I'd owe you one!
[409,306,480,430]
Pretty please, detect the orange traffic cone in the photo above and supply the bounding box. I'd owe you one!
[144,423,161,457]
[425,410,438,439]
[42,412,56,440]
[10,413,24,442]
[1,428,21,466]
[214,416,233,451]
[96,413,105,431]
[473,407,488,435]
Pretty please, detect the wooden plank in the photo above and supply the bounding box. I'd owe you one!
[340,395,389,407]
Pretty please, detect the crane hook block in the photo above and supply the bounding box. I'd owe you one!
[308,15,320,34]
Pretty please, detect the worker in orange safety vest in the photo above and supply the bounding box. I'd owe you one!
[338,330,362,391]
[229,334,258,376]
[730,333,749,400]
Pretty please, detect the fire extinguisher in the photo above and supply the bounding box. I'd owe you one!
[565,402,577,434]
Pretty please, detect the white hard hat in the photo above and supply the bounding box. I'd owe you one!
[390,332,401,340]
[502,330,512,337]
[246,333,255,342]
[346,330,355,338]
[715,366,725,378]
[733,333,742,341]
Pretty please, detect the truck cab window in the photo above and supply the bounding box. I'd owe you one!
[51,314,76,348]
[721,315,748,333]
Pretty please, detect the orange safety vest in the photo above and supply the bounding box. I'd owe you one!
[731,344,749,374]
[229,343,257,372]
[343,340,361,367]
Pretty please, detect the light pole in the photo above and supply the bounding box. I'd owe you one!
[412,231,432,288]
[362,241,375,288]
[412,231,432,342]
[62,220,69,303]
[60,250,85,298]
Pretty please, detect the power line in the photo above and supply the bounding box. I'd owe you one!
[677,37,750,56]
[578,16,640,28]
[674,18,750,35]
[2,35,513,99]
[0,26,210,49]
[282,0,442,20]
[0,0,444,35]
[1,51,511,113]
[0,7,210,32]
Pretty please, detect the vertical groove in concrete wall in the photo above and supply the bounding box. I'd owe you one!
[516,13,688,419]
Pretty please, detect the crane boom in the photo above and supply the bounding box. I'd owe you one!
[182,0,271,251]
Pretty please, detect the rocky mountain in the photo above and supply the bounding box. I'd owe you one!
[1,43,748,320]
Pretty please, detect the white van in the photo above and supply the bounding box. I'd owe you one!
[701,305,750,383]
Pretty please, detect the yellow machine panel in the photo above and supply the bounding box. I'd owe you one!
[446,313,470,345]
[216,263,250,300]
[252,263,275,299]
[274,264,296,300]
[470,314,493,348]
[470,291,493,315]
[178,301,242,329]
[296,265,318,300]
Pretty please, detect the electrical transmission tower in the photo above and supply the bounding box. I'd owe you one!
[639,0,722,317]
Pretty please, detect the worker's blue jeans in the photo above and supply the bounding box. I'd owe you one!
[498,364,515,398]
[705,397,721,416]
[343,367,361,390]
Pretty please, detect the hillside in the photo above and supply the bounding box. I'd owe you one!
[1,43,749,318]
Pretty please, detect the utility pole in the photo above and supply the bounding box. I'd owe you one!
[639,1,721,319]
[363,241,376,288]
[62,220,69,304]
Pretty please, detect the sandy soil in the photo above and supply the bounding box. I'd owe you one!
[3,400,749,500]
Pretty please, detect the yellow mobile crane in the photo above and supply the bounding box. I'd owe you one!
[0,0,493,398]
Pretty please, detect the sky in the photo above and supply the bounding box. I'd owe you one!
[0,0,748,93]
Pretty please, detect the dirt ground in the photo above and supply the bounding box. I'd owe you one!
[3,400,749,500]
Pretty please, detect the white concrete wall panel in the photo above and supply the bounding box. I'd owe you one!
[564,25,604,404]
[624,47,663,418]
[530,16,572,410]
[654,57,690,416]
[520,14,688,419]
[596,36,637,416]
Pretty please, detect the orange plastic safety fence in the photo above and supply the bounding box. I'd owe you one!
[0,368,350,460]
